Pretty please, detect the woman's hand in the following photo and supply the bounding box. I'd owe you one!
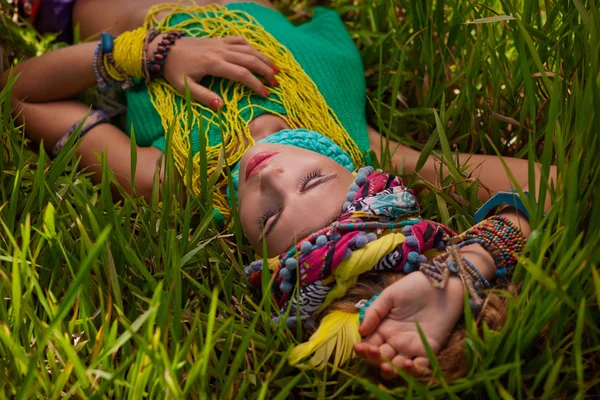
[149,35,278,110]
[353,271,465,378]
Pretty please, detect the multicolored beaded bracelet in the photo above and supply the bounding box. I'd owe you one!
[419,215,526,310]
[93,42,113,92]
[147,31,186,78]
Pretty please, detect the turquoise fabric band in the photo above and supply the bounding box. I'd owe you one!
[474,190,531,223]
[228,129,356,204]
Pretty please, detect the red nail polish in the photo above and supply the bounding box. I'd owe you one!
[273,78,279,87]
[263,88,270,97]
[210,99,221,110]
[272,65,279,73]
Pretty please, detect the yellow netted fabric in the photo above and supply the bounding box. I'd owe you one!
[108,3,363,220]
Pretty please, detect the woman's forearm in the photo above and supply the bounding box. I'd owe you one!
[368,127,556,211]
[0,42,98,103]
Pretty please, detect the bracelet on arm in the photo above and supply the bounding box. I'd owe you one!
[51,110,110,158]
[146,31,186,78]
[474,190,532,223]
[142,29,161,85]
[101,33,135,90]
[419,215,526,311]
[93,42,113,92]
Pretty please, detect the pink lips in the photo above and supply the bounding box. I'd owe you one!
[245,152,278,180]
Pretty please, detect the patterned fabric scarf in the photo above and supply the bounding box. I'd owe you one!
[245,168,456,326]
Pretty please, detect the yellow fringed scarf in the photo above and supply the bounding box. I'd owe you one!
[108,3,363,220]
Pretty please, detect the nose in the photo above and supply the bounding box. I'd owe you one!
[258,163,287,197]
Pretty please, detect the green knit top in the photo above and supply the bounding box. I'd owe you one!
[124,4,369,157]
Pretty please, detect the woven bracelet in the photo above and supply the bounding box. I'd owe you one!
[51,110,110,158]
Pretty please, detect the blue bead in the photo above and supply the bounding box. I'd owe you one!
[332,234,342,241]
[244,260,262,276]
[343,249,352,260]
[355,175,366,185]
[285,258,298,270]
[355,235,369,248]
[101,33,114,53]
[366,233,377,242]
[286,317,297,327]
[497,267,507,279]
[474,281,483,292]
[447,261,459,273]
[342,201,351,212]
[402,225,413,235]
[346,191,357,201]
[406,236,418,248]
[403,262,415,274]
[419,255,428,264]
[301,241,312,254]
[280,281,293,292]
[359,166,374,176]
[407,251,420,264]
[279,267,291,279]
[349,184,359,192]
[316,235,328,247]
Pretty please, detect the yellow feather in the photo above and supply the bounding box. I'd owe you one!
[289,311,361,372]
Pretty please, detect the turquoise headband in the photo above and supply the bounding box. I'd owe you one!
[228,129,356,203]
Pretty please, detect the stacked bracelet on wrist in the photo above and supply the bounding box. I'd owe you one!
[419,215,526,311]
[92,29,184,91]
[147,31,186,78]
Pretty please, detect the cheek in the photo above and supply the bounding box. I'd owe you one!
[238,196,260,243]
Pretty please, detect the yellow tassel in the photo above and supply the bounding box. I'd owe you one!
[289,311,361,372]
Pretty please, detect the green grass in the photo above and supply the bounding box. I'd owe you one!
[1,0,599,398]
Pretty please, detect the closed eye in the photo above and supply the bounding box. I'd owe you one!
[258,206,283,240]
[300,173,337,193]
[299,168,323,191]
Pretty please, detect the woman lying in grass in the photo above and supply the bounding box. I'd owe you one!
[2,0,555,379]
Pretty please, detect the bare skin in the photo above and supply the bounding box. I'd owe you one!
[1,0,556,378]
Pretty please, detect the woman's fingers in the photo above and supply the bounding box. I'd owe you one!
[225,52,277,86]
[359,292,394,337]
[223,35,277,71]
[208,62,270,98]
[411,357,431,374]
[223,35,249,45]
[227,43,277,72]
[380,362,399,379]
[184,79,223,110]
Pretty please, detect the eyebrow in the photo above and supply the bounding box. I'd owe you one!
[259,174,338,242]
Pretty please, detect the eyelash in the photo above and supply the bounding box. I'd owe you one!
[300,168,323,191]
[259,206,282,229]
[257,169,324,230]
